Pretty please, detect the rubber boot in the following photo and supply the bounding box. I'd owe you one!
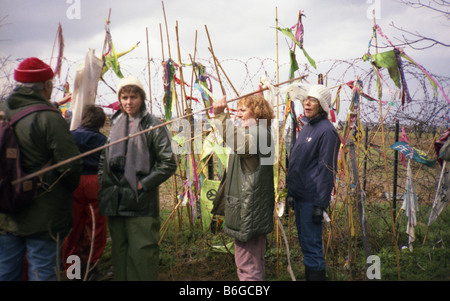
[305,268,326,281]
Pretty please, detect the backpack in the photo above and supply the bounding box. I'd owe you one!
[0,104,58,213]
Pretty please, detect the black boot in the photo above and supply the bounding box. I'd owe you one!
[305,268,326,281]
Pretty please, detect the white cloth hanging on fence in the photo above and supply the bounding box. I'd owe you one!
[70,48,103,130]
[401,159,419,251]
[428,161,449,226]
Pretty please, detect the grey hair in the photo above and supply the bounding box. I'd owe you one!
[15,81,46,91]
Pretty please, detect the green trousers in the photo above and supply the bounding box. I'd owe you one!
[108,216,160,281]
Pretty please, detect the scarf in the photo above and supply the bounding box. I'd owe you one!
[108,112,150,199]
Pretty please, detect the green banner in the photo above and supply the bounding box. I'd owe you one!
[200,179,221,231]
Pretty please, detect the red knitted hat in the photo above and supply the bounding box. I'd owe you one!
[14,57,54,83]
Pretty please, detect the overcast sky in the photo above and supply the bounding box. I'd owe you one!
[1,0,449,119]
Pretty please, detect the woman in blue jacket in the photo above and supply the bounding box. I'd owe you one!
[63,104,107,277]
[287,84,341,281]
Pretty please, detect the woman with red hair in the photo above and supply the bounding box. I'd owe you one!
[212,94,275,281]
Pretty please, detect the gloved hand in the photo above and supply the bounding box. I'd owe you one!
[312,206,324,224]
[287,197,294,210]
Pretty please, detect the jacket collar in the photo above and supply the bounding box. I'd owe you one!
[301,114,326,126]
[7,86,49,110]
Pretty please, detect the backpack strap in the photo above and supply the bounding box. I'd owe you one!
[9,104,59,126]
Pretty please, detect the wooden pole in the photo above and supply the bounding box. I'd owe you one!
[159,2,181,238]
[161,1,171,58]
[146,27,153,114]
[101,9,112,57]
[49,22,60,67]
[204,25,226,96]
[373,9,401,280]
[175,21,186,115]
[274,6,281,278]
[208,49,239,97]
[159,23,165,61]
[393,119,399,221]
[204,24,232,119]
[189,31,198,109]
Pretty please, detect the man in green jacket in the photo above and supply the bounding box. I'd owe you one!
[0,57,82,280]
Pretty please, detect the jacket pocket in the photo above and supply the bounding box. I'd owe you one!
[224,196,241,230]
[98,186,119,216]
[119,187,147,212]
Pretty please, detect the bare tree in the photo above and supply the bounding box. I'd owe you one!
[391,0,450,49]
[0,56,15,102]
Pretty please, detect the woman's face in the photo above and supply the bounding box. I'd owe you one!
[120,91,143,117]
[302,97,320,119]
[236,104,257,127]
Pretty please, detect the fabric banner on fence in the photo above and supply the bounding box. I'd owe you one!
[200,179,220,232]
[389,141,436,167]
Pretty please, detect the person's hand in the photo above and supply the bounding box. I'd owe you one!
[312,206,324,224]
[286,196,294,210]
[212,96,227,115]
[56,93,72,106]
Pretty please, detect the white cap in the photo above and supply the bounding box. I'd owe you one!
[117,76,145,98]
[305,84,331,116]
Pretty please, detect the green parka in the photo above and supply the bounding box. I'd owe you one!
[0,87,82,240]
[98,111,177,217]
[213,114,275,242]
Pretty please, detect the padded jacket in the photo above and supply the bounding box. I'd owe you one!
[287,114,340,209]
[214,114,275,242]
[0,87,82,239]
[71,126,107,175]
[98,110,177,217]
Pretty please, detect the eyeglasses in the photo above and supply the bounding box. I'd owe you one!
[303,97,319,104]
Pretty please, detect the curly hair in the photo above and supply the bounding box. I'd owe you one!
[237,94,275,127]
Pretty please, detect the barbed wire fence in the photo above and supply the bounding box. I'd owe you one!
[2,53,449,183]
[2,54,449,123]
[2,53,449,195]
